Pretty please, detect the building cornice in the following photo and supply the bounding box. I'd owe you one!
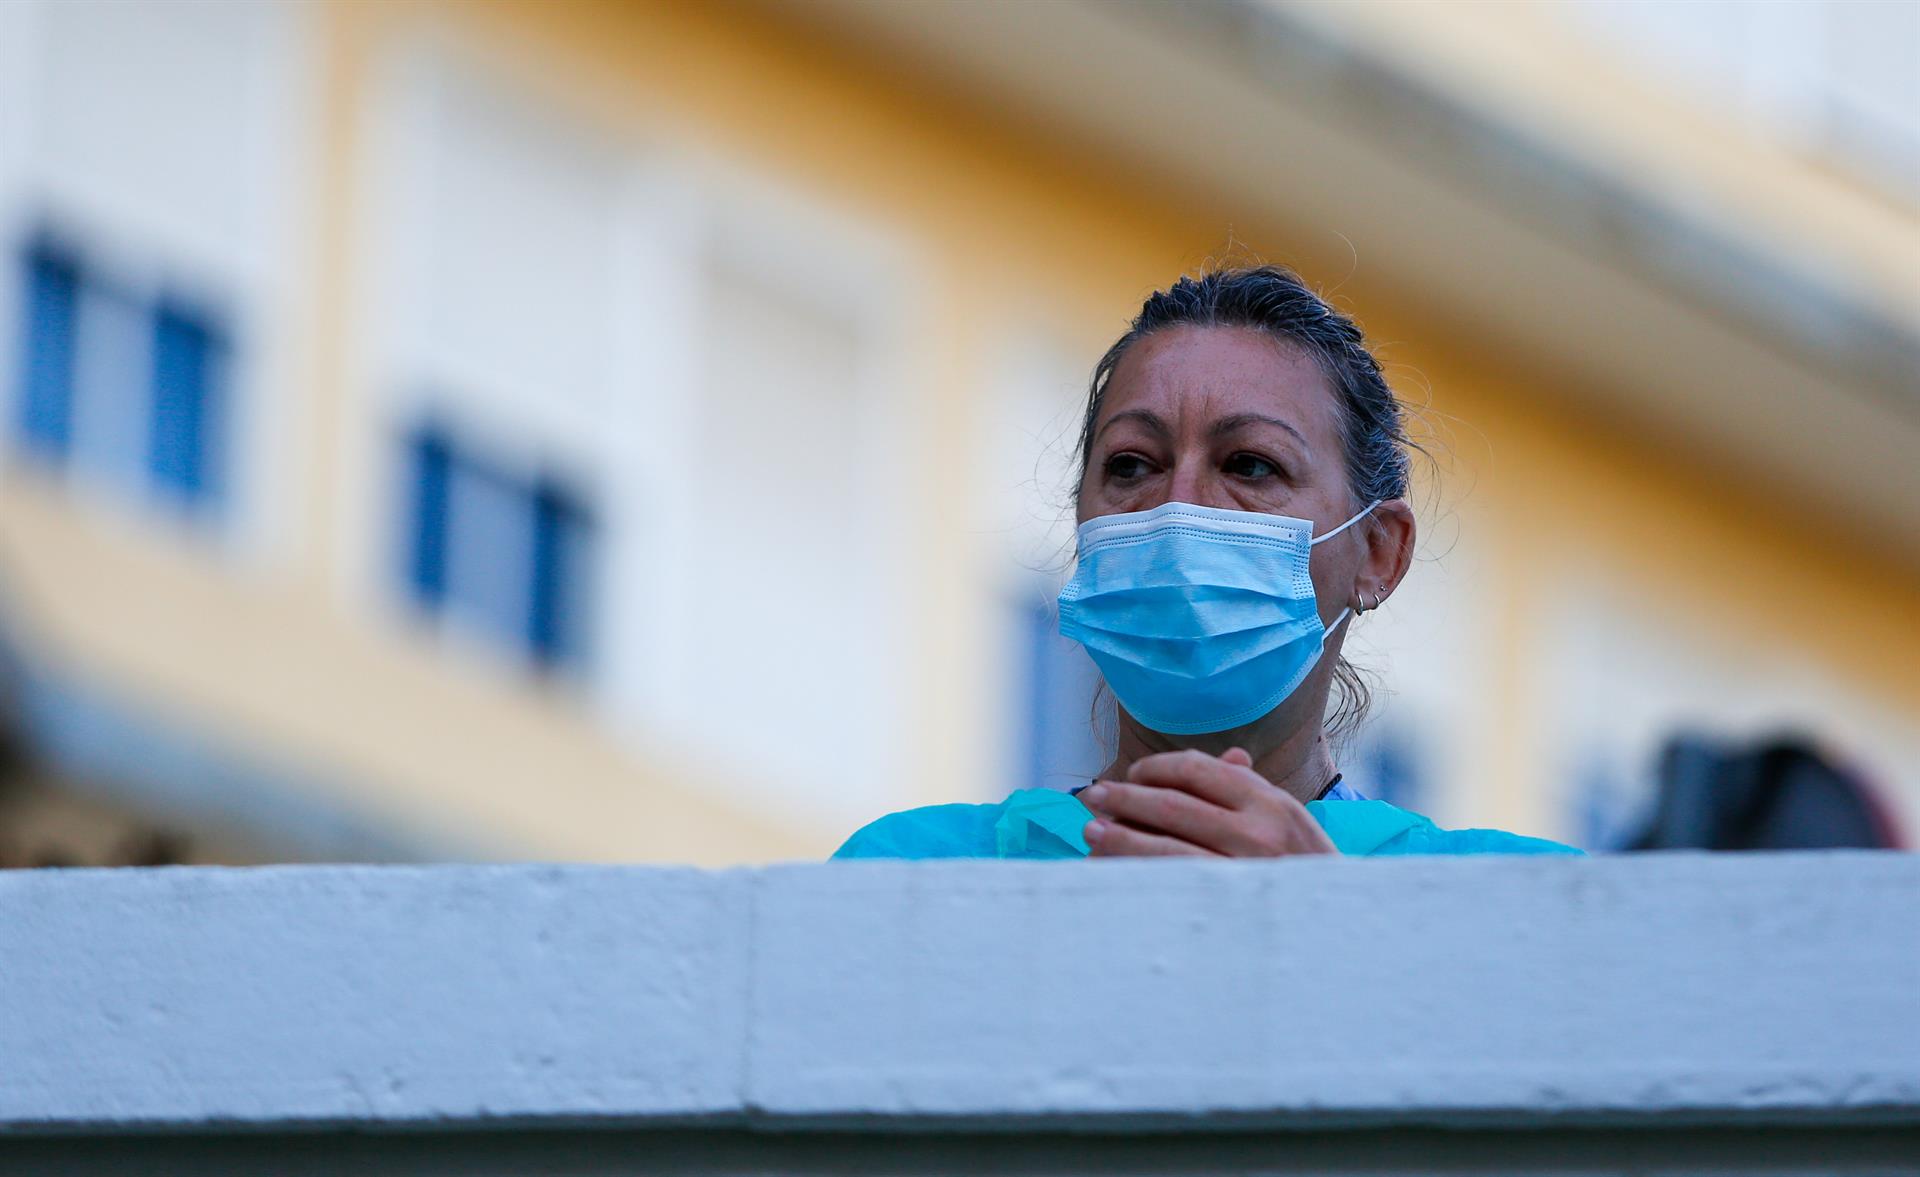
[760,0,1920,564]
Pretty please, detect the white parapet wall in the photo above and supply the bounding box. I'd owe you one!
[2,854,1918,1174]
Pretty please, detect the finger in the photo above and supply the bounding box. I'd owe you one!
[1222,747,1254,768]
[1084,817,1215,857]
[1125,749,1258,809]
[1081,781,1242,854]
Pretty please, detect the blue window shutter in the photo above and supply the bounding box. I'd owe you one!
[528,479,590,670]
[149,300,226,508]
[406,425,453,609]
[15,240,82,460]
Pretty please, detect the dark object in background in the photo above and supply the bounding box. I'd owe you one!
[1626,734,1903,851]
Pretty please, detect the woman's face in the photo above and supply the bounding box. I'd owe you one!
[1079,324,1357,530]
[1075,322,1415,748]
[1077,324,1390,641]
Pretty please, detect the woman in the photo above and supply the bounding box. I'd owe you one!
[837,267,1579,859]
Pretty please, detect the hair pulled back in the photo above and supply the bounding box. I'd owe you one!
[1075,265,1413,741]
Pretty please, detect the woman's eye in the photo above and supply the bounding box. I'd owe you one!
[1104,453,1152,481]
[1225,452,1279,479]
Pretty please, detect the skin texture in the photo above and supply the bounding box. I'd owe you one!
[1074,325,1417,857]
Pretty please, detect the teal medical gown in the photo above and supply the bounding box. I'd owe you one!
[832,788,1582,859]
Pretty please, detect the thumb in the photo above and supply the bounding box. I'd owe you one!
[1221,746,1254,768]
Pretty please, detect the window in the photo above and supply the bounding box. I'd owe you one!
[401,422,595,675]
[9,233,227,515]
[369,51,921,827]
[369,53,623,689]
[1,0,309,547]
[1573,747,1641,852]
[657,254,910,821]
[1539,580,1920,850]
[983,337,1104,795]
[1346,720,1426,810]
[1011,593,1107,792]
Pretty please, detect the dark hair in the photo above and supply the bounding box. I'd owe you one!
[1075,265,1414,742]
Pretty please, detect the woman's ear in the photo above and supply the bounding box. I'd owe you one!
[1356,499,1416,610]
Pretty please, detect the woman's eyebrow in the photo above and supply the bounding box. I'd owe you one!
[1095,408,1171,442]
[1211,412,1309,450]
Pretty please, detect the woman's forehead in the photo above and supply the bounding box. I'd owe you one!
[1101,326,1336,441]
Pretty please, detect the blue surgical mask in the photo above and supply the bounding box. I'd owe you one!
[1056,500,1377,735]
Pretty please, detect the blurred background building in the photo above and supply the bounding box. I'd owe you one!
[0,0,1913,865]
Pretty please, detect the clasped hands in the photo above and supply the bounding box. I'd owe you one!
[1080,747,1339,857]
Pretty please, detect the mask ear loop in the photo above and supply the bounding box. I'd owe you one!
[1309,502,1383,623]
[1308,500,1382,546]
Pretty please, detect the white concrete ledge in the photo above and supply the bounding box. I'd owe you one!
[3,855,1917,1135]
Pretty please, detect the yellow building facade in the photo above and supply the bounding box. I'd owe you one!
[0,0,1914,864]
